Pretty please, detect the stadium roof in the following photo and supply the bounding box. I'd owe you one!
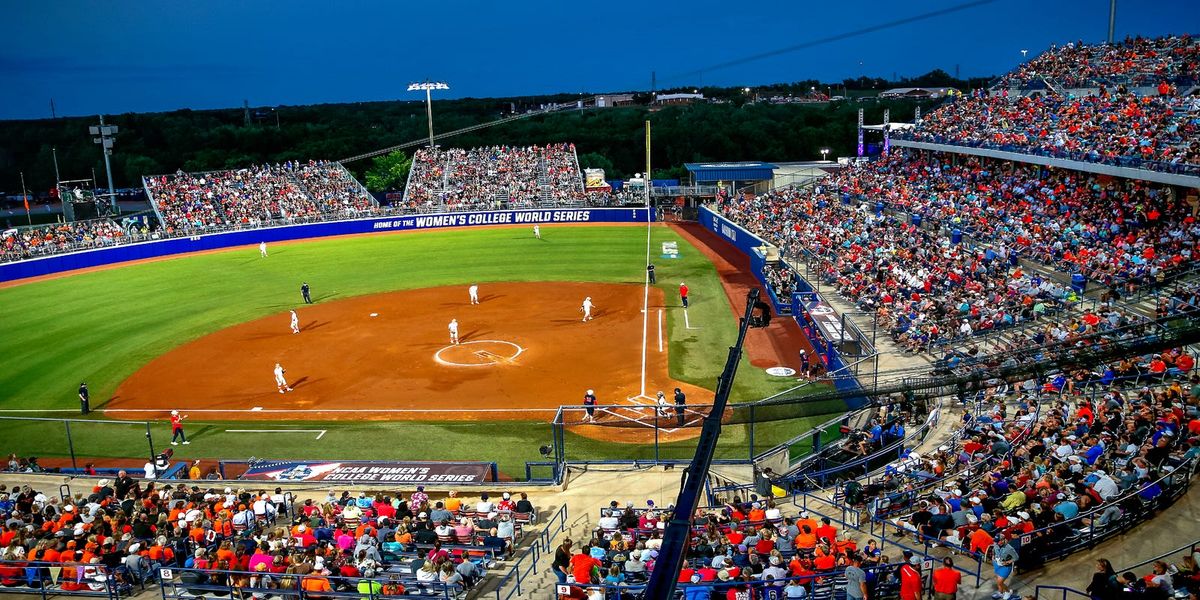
[684,162,778,183]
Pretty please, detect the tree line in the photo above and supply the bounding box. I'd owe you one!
[0,72,978,195]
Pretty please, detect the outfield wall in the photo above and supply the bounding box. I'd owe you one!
[0,207,651,283]
[698,205,867,407]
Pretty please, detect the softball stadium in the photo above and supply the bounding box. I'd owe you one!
[2,21,1200,600]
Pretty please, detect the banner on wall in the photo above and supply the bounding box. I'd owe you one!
[238,460,496,483]
[1,207,650,284]
[804,298,846,343]
[369,208,616,231]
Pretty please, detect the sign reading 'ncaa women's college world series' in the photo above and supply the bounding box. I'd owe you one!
[370,209,613,231]
[238,460,496,483]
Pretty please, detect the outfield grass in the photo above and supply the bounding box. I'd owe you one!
[0,224,841,475]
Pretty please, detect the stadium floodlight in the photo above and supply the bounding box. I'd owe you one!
[1021,49,1028,58]
[89,115,118,213]
[820,147,830,161]
[408,81,450,148]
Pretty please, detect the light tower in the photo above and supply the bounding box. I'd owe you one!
[89,116,119,213]
[408,81,450,148]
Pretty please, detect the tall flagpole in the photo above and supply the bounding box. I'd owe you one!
[20,171,31,226]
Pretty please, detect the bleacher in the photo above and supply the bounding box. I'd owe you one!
[143,160,378,234]
[402,144,586,210]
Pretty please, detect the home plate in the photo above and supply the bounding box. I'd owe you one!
[370,313,379,317]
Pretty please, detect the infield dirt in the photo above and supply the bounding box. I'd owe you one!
[110,282,712,426]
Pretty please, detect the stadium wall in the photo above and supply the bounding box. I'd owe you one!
[698,205,867,406]
[0,207,651,283]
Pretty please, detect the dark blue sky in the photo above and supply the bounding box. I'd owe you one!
[1,0,1195,120]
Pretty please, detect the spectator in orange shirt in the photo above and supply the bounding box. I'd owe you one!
[815,517,837,544]
[932,557,962,600]
[968,527,995,557]
[301,570,333,599]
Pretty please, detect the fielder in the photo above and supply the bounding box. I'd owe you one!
[581,297,594,321]
[289,310,300,334]
[468,284,479,305]
[533,224,541,239]
[273,363,292,393]
[259,241,268,258]
[449,318,460,345]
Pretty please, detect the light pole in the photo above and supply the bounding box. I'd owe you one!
[820,147,830,162]
[1021,49,1028,59]
[89,116,118,214]
[408,81,450,148]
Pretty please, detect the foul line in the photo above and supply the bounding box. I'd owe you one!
[85,407,558,414]
[657,309,664,353]
[638,205,652,397]
[684,308,701,330]
[225,429,326,440]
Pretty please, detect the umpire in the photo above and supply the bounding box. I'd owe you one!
[647,264,656,284]
[673,387,686,426]
[301,282,312,304]
[79,382,90,415]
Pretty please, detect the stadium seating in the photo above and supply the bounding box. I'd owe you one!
[403,144,586,209]
[995,35,1200,90]
[144,160,377,233]
[896,35,1200,176]
[716,147,1200,353]
[1,218,128,263]
[900,90,1200,174]
[0,482,536,599]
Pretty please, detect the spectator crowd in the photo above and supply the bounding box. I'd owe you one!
[0,480,536,597]
[1,218,128,263]
[996,35,1199,90]
[144,160,377,233]
[403,144,586,209]
[717,148,1200,353]
[901,35,1200,175]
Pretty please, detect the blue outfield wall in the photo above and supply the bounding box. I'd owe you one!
[699,206,867,407]
[0,207,651,283]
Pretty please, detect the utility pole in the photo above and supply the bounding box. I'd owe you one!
[1107,0,1116,43]
[243,100,251,127]
[50,99,57,119]
[52,147,62,183]
[89,116,119,214]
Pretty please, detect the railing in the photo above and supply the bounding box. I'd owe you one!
[1032,584,1092,600]
[1115,539,1200,573]
[159,567,460,600]
[556,561,917,600]
[892,131,1200,178]
[792,491,986,587]
[0,560,122,599]
[493,504,568,599]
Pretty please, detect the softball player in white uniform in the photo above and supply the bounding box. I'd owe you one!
[581,297,594,321]
[656,391,671,417]
[289,310,300,334]
[273,363,292,393]
[259,241,268,258]
[449,319,460,345]
[468,285,479,305]
[533,224,541,239]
